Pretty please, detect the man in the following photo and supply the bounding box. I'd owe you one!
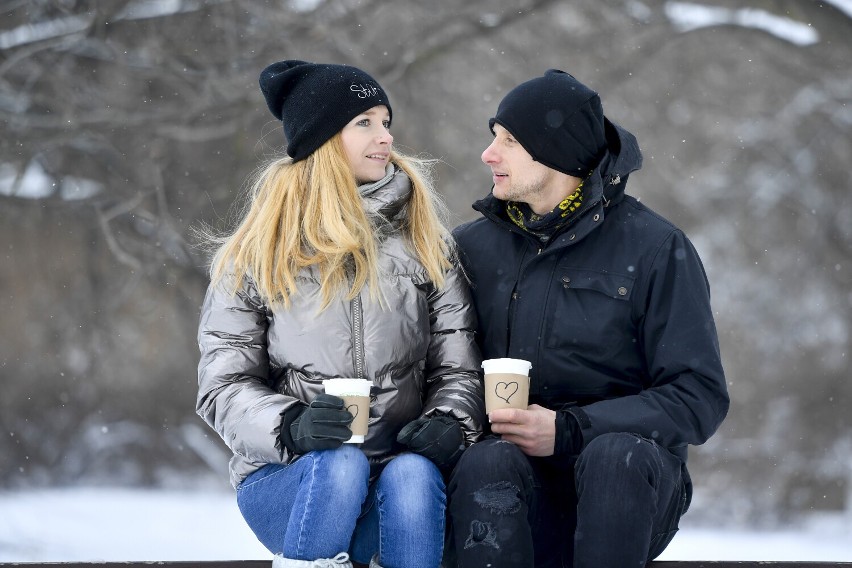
[447,70,729,568]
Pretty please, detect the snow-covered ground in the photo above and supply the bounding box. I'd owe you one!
[0,488,850,562]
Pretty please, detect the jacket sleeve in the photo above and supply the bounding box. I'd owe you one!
[421,261,486,446]
[573,229,729,452]
[196,273,302,464]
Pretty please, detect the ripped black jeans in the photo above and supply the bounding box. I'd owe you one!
[445,434,688,568]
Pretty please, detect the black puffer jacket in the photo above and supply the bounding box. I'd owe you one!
[453,118,729,470]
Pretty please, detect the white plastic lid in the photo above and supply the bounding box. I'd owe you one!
[322,378,372,396]
[481,358,532,376]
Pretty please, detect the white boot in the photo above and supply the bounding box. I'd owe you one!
[368,554,383,568]
[272,552,353,568]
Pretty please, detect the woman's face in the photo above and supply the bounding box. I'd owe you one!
[340,105,393,183]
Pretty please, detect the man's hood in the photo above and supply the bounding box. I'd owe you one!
[593,118,642,204]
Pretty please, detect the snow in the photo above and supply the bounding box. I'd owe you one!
[0,160,102,200]
[0,489,267,562]
[1,488,850,562]
[822,0,852,18]
[665,2,820,46]
[0,15,90,50]
[0,1,228,49]
[0,161,54,200]
[658,523,852,562]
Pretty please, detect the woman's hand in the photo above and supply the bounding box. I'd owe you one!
[285,394,354,454]
[397,415,465,470]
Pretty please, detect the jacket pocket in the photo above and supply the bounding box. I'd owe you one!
[543,268,636,360]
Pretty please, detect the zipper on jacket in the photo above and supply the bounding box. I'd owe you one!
[506,244,533,350]
[506,288,518,350]
[350,295,365,379]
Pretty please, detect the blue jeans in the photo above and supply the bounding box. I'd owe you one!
[446,434,688,568]
[237,445,446,568]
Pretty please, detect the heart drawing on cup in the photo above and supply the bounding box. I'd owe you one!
[346,404,359,419]
[495,381,519,404]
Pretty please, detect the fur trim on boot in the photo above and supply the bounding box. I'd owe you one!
[272,552,353,568]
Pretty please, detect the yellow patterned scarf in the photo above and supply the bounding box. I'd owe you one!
[506,180,585,238]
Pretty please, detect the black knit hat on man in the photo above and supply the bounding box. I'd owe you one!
[259,60,392,161]
[489,69,607,177]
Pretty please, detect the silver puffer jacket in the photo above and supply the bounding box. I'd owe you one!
[196,166,485,488]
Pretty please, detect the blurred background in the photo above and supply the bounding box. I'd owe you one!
[1,0,850,532]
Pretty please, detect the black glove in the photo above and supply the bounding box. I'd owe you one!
[396,415,465,470]
[281,394,354,454]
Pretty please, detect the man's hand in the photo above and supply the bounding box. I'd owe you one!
[488,404,556,456]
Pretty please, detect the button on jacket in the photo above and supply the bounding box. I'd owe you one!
[198,168,485,488]
[453,119,729,475]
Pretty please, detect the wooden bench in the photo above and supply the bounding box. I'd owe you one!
[1,562,851,567]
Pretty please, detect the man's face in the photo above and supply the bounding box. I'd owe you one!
[481,124,557,207]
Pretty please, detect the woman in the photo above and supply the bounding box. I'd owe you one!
[196,60,485,568]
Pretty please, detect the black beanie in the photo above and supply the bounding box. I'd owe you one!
[259,60,392,161]
[489,69,607,177]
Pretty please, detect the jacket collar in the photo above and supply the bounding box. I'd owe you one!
[359,164,411,225]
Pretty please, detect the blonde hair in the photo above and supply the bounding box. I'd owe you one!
[206,133,453,310]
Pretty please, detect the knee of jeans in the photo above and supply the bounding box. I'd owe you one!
[466,438,529,469]
[311,444,370,490]
[382,452,443,489]
[379,453,445,516]
[459,437,527,472]
[577,432,656,476]
[450,438,530,497]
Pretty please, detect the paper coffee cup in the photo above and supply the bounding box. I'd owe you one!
[322,378,371,443]
[482,358,532,413]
